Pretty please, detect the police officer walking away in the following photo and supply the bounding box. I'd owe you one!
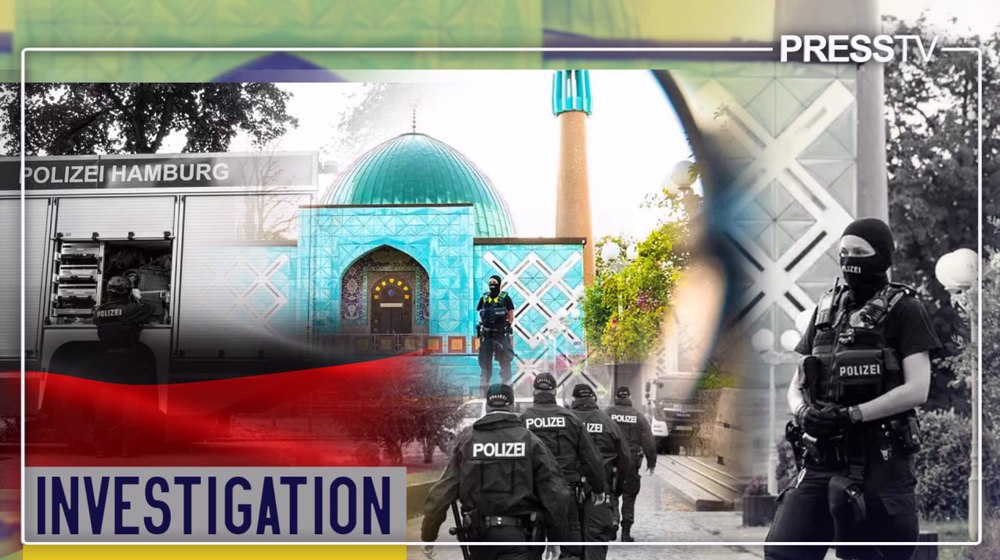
[765,218,941,560]
[92,275,155,457]
[604,386,657,542]
[570,383,633,558]
[521,373,606,559]
[477,275,516,395]
[422,384,569,560]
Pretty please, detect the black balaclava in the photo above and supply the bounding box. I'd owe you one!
[488,275,502,298]
[840,218,894,302]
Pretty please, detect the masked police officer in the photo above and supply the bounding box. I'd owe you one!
[604,386,657,542]
[521,373,606,559]
[570,384,633,557]
[765,218,941,560]
[477,275,516,396]
[92,275,155,458]
[422,384,569,560]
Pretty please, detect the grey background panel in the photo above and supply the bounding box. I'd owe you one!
[0,198,50,358]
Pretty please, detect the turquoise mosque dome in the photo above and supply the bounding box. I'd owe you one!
[324,132,516,238]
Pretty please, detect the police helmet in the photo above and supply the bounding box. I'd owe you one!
[106,276,131,296]
[615,386,631,399]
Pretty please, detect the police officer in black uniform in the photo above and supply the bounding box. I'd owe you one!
[477,275,516,396]
[422,384,569,560]
[92,275,155,458]
[765,218,941,560]
[570,384,633,558]
[521,373,606,559]
[604,386,657,542]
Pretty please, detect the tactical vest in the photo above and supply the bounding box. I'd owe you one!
[479,291,509,329]
[93,300,144,351]
[522,405,583,482]
[459,420,537,514]
[810,282,912,407]
[572,407,618,466]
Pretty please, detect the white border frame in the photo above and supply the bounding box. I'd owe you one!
[18,45,984,547]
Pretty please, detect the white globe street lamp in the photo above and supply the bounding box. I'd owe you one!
[751,329,775,354]
[935,248,979,540]
[780,329,801,353]
[670,160,697,191]
[600,241,622,263]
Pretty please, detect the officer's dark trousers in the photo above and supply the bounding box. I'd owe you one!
[618,461,642,529]
[478,335,513,395]
[764,467,918,560]
[469,526,543,560]
[561,485,583,559]
[581,496,614,560]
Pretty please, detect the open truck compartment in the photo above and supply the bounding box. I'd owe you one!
[50,239,173,326]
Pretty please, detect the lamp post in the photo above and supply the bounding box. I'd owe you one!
[935,248,979,540]
[666,160,700,218]
[753,326,803,495]
[599,240,635,390]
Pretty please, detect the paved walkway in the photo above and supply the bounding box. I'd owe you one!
[408,458,773,559]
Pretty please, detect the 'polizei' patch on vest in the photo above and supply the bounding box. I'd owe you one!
[525,416,566,430]
[838,363,882,377]
[611,414,637,423]
[472,442,525,458]
[95,308,123,318]
[586,423,603,433]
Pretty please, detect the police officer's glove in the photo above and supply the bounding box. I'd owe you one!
[799,404,836,436]
[504,323,513,336]
[646,467,655,477]
[822,405,853,431]
[543,544,560,560]
[802,404,850,437]
[421,545,435,559]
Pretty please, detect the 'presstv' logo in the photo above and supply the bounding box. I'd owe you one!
[780,35,939,63]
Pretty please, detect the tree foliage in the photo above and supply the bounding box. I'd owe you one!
[581,189,694,363]
[0,82,298,157]
[335,367,464,465]
[983,252,1000,516]
[883,17,1000,412]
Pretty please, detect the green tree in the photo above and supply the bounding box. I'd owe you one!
[0,84,18,156]
[883,17,1000,412]
[582,190,692,363]
[980,251,1000,517]
[0,82,298,156]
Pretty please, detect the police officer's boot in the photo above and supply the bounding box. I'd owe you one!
[621,523,634,542]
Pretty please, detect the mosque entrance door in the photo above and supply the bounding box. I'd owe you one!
[370,275,413,334]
